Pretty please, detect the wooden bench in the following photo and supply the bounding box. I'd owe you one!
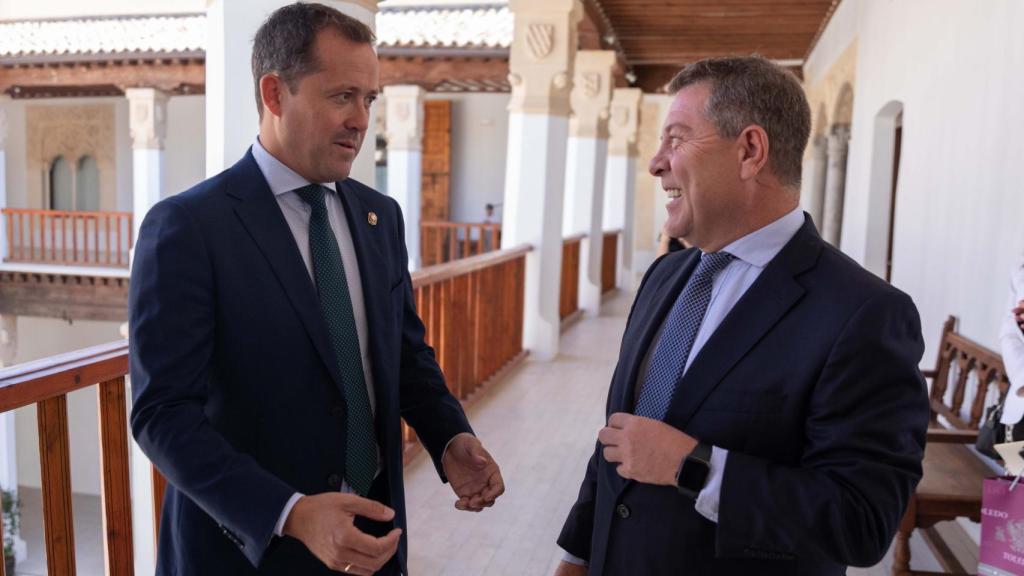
[893,316,1010,576]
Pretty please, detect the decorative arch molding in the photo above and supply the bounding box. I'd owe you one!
[25,104,116,210]
[833,82,854,127]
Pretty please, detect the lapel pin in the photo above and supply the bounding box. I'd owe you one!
[367,212,378,226]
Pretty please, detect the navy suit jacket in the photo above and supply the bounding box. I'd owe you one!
[129,150,472,575]
[558,216,929,575]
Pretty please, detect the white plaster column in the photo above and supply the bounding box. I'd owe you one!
[801,134,828,232]
[0,95,9,264]
[563,51,615,317]
[822,125,851,247]
[603,88,642,289]
[205,0,380,185]
[502,0,582,360]
[383,85,425,270]
[0,314,27,562]
[124,87,168,576]
[126,88,168,245]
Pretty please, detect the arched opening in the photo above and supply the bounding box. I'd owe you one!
[76,156,100,212]
[802,103,829,228]
[864,101,905,281]
[49,156,73,211]
[821,84,854,247]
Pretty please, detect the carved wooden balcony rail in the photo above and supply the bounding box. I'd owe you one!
[420,220,502,267]
[2,209,133,268]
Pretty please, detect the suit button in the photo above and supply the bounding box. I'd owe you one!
[327,473,342,489]
[331,405,345,418]
[616,504,631,519]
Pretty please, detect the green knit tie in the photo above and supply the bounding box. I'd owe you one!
[295,184,377,496]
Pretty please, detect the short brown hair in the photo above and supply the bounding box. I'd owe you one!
[668,56,811,187]
[251,2,376,118]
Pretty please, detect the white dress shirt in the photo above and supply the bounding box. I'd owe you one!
[999,261,1024,425]
[250,139,382,537]
[563,207,805,566]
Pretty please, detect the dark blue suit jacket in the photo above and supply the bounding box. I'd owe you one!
[129,150,472,575]
[558,216,929,575]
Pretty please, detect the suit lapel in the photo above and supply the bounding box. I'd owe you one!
[226,150,346,394]
[614,250,701,414]
[663,217,823,429]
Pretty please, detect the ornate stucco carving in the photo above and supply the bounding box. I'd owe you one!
[25,103,116,210]
[383,85,424,152]
[608,88,642,157]
[569,50,616,139]
[125,88,168,151]
[507,0,582,116]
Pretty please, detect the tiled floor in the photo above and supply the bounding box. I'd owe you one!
[14,290,965,575]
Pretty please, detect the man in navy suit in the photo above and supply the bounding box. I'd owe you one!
[555,57,929,575]
[129,4,504,575]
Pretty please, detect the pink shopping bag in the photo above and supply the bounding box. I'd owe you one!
[981,477,1024,575]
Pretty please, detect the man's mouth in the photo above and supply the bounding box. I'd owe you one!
[664,187,682,199]
[335,141,357,151]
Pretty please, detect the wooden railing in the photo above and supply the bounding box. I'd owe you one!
[2,208,133,268]
[601,229,621,294]
[420,221,502,267]
[0,246,534,572]
[0,341,135,576]
[403,245,531,459]
[559,233,585,322]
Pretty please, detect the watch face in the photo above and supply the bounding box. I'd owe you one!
[678,457,710,493]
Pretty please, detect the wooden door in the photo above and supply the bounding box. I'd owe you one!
[421,100,452,266]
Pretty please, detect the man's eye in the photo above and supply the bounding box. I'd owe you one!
[335,92,352,103]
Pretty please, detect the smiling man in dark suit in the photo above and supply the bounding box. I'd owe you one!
[554,56,929,576]
[129,4,504,575]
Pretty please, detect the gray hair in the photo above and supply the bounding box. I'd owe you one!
[668,56,811,187]
[251,2,376,118]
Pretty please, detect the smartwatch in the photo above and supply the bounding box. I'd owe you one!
[675,442,712,500]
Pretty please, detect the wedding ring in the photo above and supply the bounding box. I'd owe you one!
[344,563,353,573]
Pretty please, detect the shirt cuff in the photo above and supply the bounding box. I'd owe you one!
[274,492,305,537]
[694,446,728,523]
[562,551,588,566]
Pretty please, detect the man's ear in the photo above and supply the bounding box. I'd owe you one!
[259,73,286,118]
[736,125,770,181]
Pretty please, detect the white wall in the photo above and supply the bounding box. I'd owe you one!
[0,0,206,19]
[804,0,1024,361]
[426,93,510,223]
[14,317,124,496]
[164,95,207,197]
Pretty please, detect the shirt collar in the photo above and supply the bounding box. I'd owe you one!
[714,206,805,268]
[252,137,338,196]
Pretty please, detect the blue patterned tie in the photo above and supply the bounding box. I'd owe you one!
[634,251,735,420]
[295,184,377,496]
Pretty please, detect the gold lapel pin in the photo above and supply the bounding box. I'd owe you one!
[368,212,378,226]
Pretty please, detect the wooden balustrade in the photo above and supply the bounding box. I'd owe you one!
[0,341,134,576]
[559,234,584,322]
[0,245,534,568]
[2,209,133,268]
[601,230,621,294]
[420,221,502,267]
[403,245,531,460]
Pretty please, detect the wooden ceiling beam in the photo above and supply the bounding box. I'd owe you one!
[0,59,205,96]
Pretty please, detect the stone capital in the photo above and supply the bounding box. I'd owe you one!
[608,88,642,157]
[507,0,582,116]
[569,50,616,139]
[383,85,425,152]
[828,123,851,154]
[125,88,168,151]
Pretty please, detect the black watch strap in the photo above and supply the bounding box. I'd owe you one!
[675,442,713,499]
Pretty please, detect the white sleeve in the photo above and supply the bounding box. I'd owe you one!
[694,446,729,523]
